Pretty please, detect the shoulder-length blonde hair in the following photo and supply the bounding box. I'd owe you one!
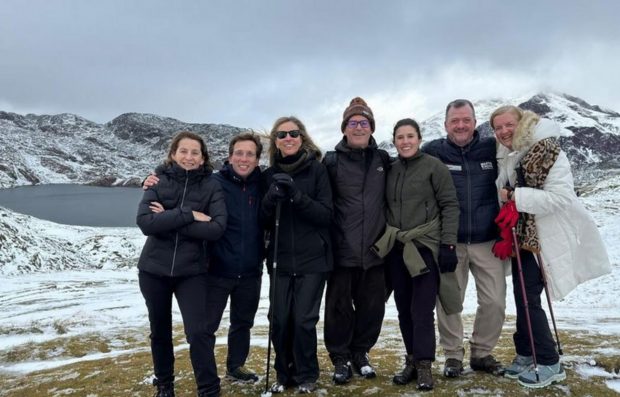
[267,116,322,166]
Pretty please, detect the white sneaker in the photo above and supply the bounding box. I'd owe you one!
[518,362,566,388]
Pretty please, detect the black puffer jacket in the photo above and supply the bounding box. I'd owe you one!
[261,153,333,275]
[209,163,264,278]
[422,131,498,244]
[324,137,387,269]
[137,163,227,277]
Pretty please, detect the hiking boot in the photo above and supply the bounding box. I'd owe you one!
[415,360,434,391]
[226,366,259,382]
[393,354,417,385]
[518,362,566,388]
[152,379,175,397]
[470,354,505,376]
[352,352,377,379]
[504,354,534,379]
[332,358,352,384]
[270,381,286,393]
[443,358,463,378]
[297,382,317,394]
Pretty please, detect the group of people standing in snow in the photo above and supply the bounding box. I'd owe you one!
[135,96,611,397]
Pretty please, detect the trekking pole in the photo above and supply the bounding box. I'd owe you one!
[535,253,563,355]
[511,227,540,382]
[263,201,282,397]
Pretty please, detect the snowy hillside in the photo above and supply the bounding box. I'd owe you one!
[0,206,145,275]
[0,112,246,188]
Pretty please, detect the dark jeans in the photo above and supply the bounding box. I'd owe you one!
[388,246,439,361]
[271,272,326,385]
[512,250,559,365]
[139,270,219,395]
[324,265,386,362]
[205,274,261,372]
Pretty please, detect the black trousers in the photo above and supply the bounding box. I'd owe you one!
[271,272,326,385]
[139,270,219,395]
[324,265,386,362]
[512,250,559,365]
[388,246,439,361]
[205,274,261,372]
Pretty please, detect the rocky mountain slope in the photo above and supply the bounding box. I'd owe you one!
[0,112,247,188]
[1,92,619,275]
[379,92,620,184]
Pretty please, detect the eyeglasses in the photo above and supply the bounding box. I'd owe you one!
[347,120,370,129]
[276,130,301,139]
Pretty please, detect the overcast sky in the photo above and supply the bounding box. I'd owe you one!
[2,0,619,148]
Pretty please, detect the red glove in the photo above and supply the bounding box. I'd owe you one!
[499,225,513,241]
[495,200,519,229]
[492,238,513,260]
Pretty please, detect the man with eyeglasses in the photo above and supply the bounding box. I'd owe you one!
[142,132,265,388]
[323,97,390,385]
[422,99,506,378]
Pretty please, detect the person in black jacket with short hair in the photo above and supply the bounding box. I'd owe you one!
[137,131,226,397]
[205,133,264,383]
[261,116,333,394]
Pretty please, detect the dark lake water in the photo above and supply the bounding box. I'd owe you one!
[0,184,144,227]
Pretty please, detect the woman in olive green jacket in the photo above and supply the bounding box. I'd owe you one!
[377,118,459,391]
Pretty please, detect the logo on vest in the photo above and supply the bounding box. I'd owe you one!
[377,166,384,172]
[480,161,494,170]
[446,164,462,172]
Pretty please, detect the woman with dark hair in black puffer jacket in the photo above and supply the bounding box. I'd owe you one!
[137,131,227,397]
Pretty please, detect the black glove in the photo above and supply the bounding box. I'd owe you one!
[438,244,458,273]
[264,182,287,205]
[272,173,302,202]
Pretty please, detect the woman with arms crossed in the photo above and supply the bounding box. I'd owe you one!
[137,131,227,397]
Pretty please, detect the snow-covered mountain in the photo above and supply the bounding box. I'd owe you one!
[0,112,247,188]
[379,92,620,183]
[1,92,619,275]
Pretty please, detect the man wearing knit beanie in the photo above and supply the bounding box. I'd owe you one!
[340,97,376,133]
[323,96,390,385]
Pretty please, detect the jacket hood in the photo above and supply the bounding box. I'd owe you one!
[511,113,569,152]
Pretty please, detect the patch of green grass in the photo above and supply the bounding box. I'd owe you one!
[0,319,618,396]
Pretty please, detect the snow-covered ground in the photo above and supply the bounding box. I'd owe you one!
[0,175,619,391]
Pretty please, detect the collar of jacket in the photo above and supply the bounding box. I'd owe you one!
[446,130,481,152]
[157,162,212,179]
[335,135,379,153]
[219,161,261,185]
[397,149,424,164]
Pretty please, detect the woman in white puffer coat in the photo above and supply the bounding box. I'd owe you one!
[490,106,610,389]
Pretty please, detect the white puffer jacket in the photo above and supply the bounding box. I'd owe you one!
[496,118,611,301]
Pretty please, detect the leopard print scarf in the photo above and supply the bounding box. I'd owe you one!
[516,138,561,253]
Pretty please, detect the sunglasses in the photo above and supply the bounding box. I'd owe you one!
[276,130,301,139]
[347,120,371,129]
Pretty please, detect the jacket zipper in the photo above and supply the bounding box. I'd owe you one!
[170,170,190,276]
[462,149,472,244]
[239,183,247,278]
